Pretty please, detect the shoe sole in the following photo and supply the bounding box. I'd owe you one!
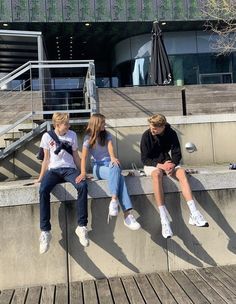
[162,233,173,239]
[189,220,209,227]
[124,222,141,231]
[109,212,118,216]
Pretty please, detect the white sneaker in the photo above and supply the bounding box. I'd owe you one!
[124,214,141,230]
[39,231,52,254]
[161,221,173,239]
[109,200,119,216]
[189,210,209,227]
[75,226,89,247]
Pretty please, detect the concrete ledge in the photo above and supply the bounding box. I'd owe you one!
[0,165,235,207]
[1,165,236,290]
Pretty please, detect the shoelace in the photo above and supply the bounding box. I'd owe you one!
[40,233,49,243]
[127,214,135,223]
[80,227,88,237]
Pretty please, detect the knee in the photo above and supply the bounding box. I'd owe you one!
[75,180,88,192]
[111,164,121,174]
[39,183,51,195]
[151,169,163,180]
[177,168,188,179]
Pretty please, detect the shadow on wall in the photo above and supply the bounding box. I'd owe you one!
[133,176,216,269]
[57,183,140,279]
[51,174,236,278]
[189,175,236,255]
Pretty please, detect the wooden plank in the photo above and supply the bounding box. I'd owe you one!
[197,267,236,304]
[207,267,236,295]
[70,281,83,304]
[25,286,41,304]
[40,285,55,304]
[11,288,27,304]
[83,280,98,304]
[184,269,226,304]
[121,276,145,304]
[220,265,236,282]
[158,272,193,304]
[95,279,113,304]
[147,273,177,304]
[134,274,161,304]
[54,283,68,304]
[171,271,210,304]
[0,289,14,304]
[108,277,129,304]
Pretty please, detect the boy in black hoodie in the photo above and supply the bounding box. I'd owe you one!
[140,114,208,239]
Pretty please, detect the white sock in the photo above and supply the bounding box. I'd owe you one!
[187,200,197,214]
[159,205,168,222]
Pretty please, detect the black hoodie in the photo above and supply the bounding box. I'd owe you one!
[140,123,182,167]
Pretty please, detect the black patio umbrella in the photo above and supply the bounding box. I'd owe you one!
[150,21,172,85]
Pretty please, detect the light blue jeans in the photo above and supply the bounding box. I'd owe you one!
[92,161,133,212]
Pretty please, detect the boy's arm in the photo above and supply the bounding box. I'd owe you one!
[35,148,49,183]
[72,149,81,169]
[170,132,182,165]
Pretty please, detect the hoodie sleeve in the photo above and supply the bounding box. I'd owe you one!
[140,131,159,166]
[170,130,182,165]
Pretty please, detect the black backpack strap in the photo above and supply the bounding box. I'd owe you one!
[47,130,60,145]
[47,130,73,156]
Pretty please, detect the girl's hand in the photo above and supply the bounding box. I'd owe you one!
[111,157,120,166]
[34,178,41,184]
[76,173,86,184]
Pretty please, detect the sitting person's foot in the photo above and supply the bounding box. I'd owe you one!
[189,210,209,227]
[109,200,119,216]
[39,231,52,254]
[161,220,173,239]
[124,214,141,230]
[75,226,89,247]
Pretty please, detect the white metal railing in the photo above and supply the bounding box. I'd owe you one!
[0,60,97,159]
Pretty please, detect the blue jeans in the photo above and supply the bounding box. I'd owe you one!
[39,167,88,231]
[93,162,132,212]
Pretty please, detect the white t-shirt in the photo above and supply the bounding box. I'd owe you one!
[40,130,78,169]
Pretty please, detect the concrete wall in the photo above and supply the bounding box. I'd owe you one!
[1,114,236,181]
[1,169,236,289]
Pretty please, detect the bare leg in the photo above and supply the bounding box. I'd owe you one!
[151,168,165,207]
[172,168,208,227]
[151,168,173,238]
[172,167,193,202]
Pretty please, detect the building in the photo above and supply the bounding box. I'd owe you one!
[0,0,234,88]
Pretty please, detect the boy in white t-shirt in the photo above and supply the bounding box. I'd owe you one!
[35,112,89,254]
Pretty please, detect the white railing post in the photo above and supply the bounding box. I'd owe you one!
[87,62,97,114]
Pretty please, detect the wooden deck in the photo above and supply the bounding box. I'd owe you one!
[1,265,236,304]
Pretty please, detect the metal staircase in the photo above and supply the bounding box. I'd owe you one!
[0,60,97,160]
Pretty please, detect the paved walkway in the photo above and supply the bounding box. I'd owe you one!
[1,264,236,303]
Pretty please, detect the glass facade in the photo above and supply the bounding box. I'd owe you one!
[112,31,235,87]
[0,1,234,88]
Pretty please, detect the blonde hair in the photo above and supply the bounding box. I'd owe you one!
[52,112,69,127]
[86,113,107,147]
[148,114,166,127]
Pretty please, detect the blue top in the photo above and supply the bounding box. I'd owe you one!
[83,132,113,164]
